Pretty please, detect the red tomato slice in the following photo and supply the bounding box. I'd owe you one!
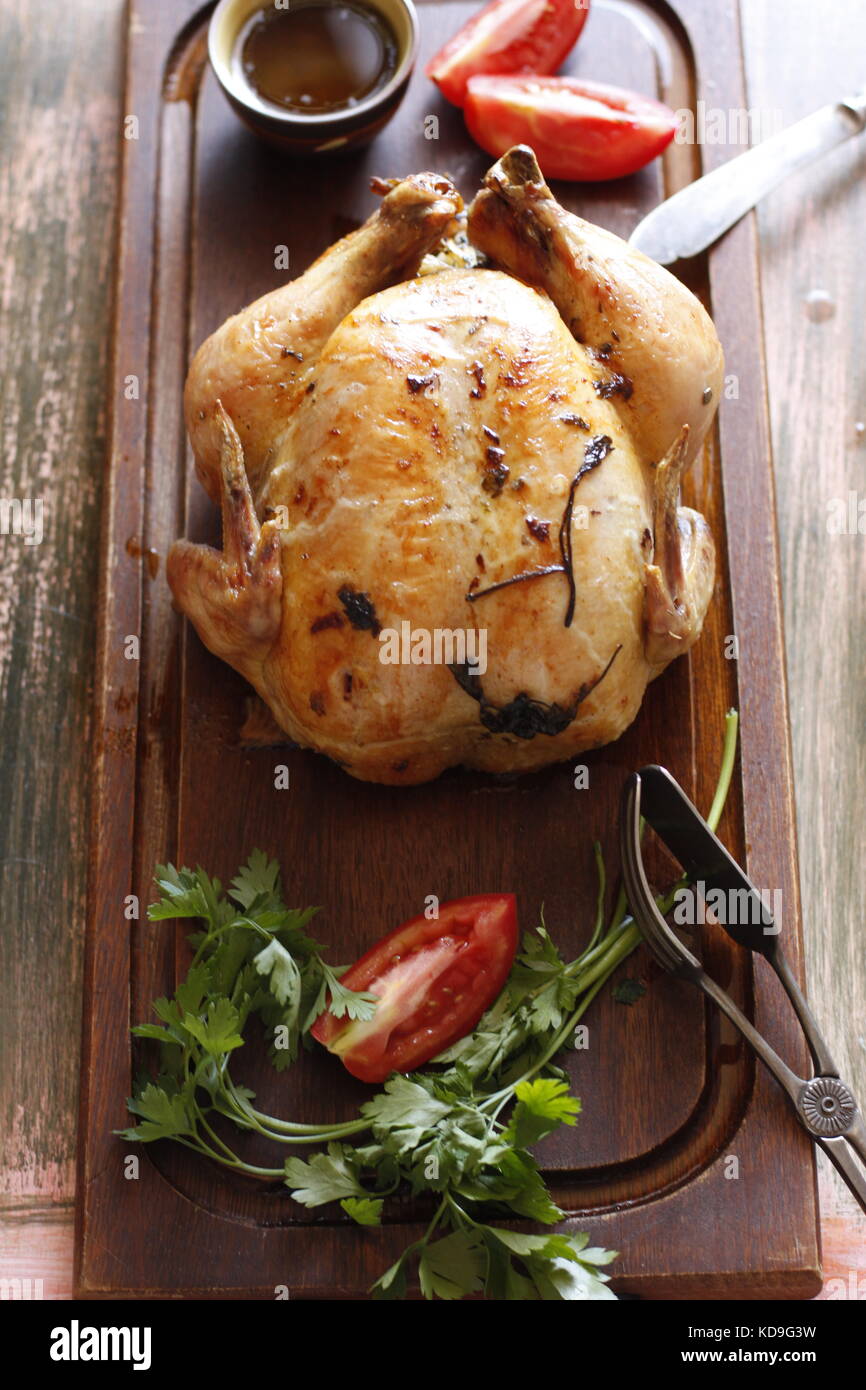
[426,0,591,109]
[464,75,678,180]
[311,895,518,1083]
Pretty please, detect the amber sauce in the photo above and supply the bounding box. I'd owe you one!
[236,2,399,115]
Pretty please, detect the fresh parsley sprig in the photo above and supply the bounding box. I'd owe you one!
[121,711,739,1300]
[124,850,376,1166]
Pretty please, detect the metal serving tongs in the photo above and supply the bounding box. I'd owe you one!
[620,764,866,1214]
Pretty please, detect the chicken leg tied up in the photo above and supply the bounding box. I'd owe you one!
[184,171,464,504]
[467,146,724,470]
[170,171,463,685]
[468,146,718,670]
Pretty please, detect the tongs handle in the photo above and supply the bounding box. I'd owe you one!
[820,1121,866,1214]
[622,763,866,1216]
[689,965,802,1106]
[699,966,866,1214]
[846,1111,866,1166]
[768,945,838,1079]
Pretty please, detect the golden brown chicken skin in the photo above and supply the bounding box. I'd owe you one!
[169,149,720,785]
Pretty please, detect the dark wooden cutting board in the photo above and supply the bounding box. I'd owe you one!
[76,0,821,1298]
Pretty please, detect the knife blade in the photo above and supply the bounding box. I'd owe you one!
[629,89,866,264]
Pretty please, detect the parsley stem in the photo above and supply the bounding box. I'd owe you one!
[483,925,642,1111]
[584,842,607,954]
[173,1135,284,1179]
[480,709,740,1113]
[424,1197,449,1244]
[606,882,629,936]
[573,823,644,973]
[569,922,640,994]
[221,1077,370,1142]
[568,914,631,976]
[188,915,278,974]
[194,1099,255,1165]
[706,709,738,835]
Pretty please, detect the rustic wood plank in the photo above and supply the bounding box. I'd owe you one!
[741,0,866,1267]
[0,1210,74,1301]
[0,0,125,1210]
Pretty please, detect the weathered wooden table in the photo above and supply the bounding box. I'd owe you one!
[1,0,863,1298]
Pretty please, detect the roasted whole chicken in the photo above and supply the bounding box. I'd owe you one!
[169,147,722,785]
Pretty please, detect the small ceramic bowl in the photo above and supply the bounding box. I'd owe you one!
[208,0,419,156]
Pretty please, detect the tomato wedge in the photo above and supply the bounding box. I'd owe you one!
[426,0,590,109]
[464,76,678,180]
[311,895,518,1083]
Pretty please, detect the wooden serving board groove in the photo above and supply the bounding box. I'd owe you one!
[76,0,821,1298]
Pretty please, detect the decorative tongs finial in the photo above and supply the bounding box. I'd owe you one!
[620,764,866,1214]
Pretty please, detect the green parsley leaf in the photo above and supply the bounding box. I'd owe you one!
[174,963,212,1016]
[340,1197,384,1227]
[418,1230,486,1301]
[182,998,245,1056]
[370,1251,411,1301]
[318,961,378,1022]
[484,1241,539,1300]
[506,1078,581,1147]
[496,1149,565,1225]
[361,1076,450,1135]
[253,937,302,1010]
[148,865,224,924]
[229,848,281,911]
[122,1083,194,1142]
[284,1143,367,1206]
[529,1255,617,1301]
[130,1023,177,1043]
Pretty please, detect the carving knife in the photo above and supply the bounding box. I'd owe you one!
[629,89,866,264]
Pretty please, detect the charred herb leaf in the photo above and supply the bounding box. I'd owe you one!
[613,977,647,1006]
